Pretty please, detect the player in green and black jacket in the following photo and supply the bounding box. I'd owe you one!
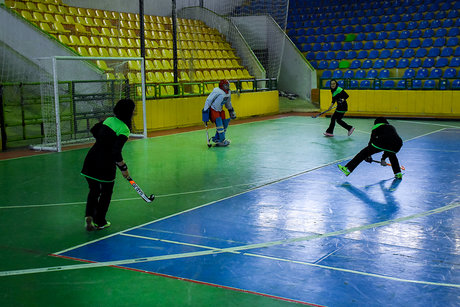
[324,79,355,137]
[338,117,404,179]
[81,99,135,231]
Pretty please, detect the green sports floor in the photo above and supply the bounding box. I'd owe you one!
[0,114,459,306]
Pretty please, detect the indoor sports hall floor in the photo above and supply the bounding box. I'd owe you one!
[0,115,459,306]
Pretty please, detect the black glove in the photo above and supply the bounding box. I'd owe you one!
[228,108,236,119]
[364,156,372,163]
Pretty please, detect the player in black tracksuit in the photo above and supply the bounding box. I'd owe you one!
[338,117,404,179]
[81,99,135,231]
[324,79,354,137]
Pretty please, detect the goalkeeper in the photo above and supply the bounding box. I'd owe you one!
[338,117,404,179]
[81,99,135,231]
[202,80,236,146]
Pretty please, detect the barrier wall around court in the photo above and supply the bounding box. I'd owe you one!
[320,89,460,118]
[133,90,279,131]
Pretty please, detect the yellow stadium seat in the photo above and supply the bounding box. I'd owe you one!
[199,60,208,69]
[102,19,114,28]
[119,20,131,29]
[108,37,120,47]
[77,8,87,16]
[75,16,90,27]
[67,7,79,16]
[57,6,68,15]
[230,70,238,79]
[98,47,110,57]
[93,18,104,27]
[85,8,96,17]
[40,22,57,34]
[75,24,90,34]
[91,37,103,46]
[99,37,111,47]
[118,29,129,38]
[146,72,157,82]
[242,82,252,90]
[161,59,172,70]
[106,73,116,80]
[5,1,25,10]
[203,70,212,81]
[118,38,129,48]
[77,46,89,56]
[163,71,174,82]
[88,47,100,57]
[154,72,165,83]
[161,49,172,59]
[207,59,216,69]
[203,50,211,58]
[204,83,214,94]
[53,14,68,25]
[127,30,137,38]
[145,49,155,59]
[31,11,46,23]
[94,9,104,19]
[224,70,232,79]
[119,12,129,20]
[179,71,190,81]
[127,72,140,84]
[210,70,219,80]
[145,60,155,71]
[127,49,138,58]
[217,70,225,79]
[146,86,156,97]
[79,36,92,46]
[69,35,81,46]
[58,34,71,46]
[177,60,188,69]
[229,82,237,91]
[209,50,217,58]
[152,60,164,70]
[96,60,112,71]
[195,71,205,81]
[43,13,55,23]
[242,69,252,78]
[26,2,38,11]
[127,38,140,48]
[53,22,71,33]
[117,48,129,57]
[101,28,111,37]
[218,60,227,68]
[128,60,141,71]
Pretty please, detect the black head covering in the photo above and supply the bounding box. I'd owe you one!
[330,79,338,92]
[374,117,389,125]
[114,99,135,129]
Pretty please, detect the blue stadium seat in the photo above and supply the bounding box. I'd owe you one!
[391,49,403,58]
[399,30,410,39]
[312,43,322,52]
[332,70,343,78]
[415,48,428,58]
[316,35,326,43]
[435,28,447,37]
[412,12,422,21]
[357,50,368,59]
[362,59,373,69]
[374,24,385,32]
[377,32,389,40]
[347,51,357,59]
[322,70,332,78]
[306,36,316,44]
[418,20,429,30]
[326,51,336,60]
[442,19,453,27]
[397,40,409,49]
[396,22,406,31]
[324,80,331,88]
[407,21,417,30]
[355,32,365,41]
[435,58,448,68]
[336,51,346,60]
[409,39,421,48]
[388,31,399,40]
[342,42,352,51]
[455,47,460,57]
[301,44,312,52]
[429,68,442,78]
[355,69,366,78]
[439,79,449,90]
[380,49,391,59]
[375,41,385,49]
[422,58,434,68]
[344,70,354,78]
[370,16,380,24]
[411,29,422,38]
[305,52,315,60]
[450,57,460,67]
[363,41,374,50]
[332,43,342,51]
[447,37,459,47]
[401,14,411,22]
[379,69,390,78]
[447,10,458,19]
[385,40,397,49]
[335,34,345,42]
[403,68,416,78]
[353,42,364,50]
[452,80,460,89]
[430,19,441,28]
[385,59,397,68]
[322,43,332,51]
[344,25,354,33]
[373,59,385,69]
[416,68,429,78]
[403,49,415,58]
[409,58,422,68]
[385,23,396,31]
[368,50,379,59]
[412,79,422,89]
[350,60,361,69]
[350,80,359,88]
[318,60,328,69]
[397,79,406,89]
[364,24,374,32]
[328,60,339,69]
[316,52,325,60]
[428,48,440,58]
[441,47,453,57]
[423,80,436,89]
[421,38,433,48]
[443,68,457,78]
[434,38,445,47]
[448,28,459,37]
[383,80,395,89]
[367,69,378,78]
[360,80,371,88]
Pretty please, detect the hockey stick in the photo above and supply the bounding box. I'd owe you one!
[127,177,155,203]
[372,160,405,171]
[205,122,212,148]
[312,106,336,118]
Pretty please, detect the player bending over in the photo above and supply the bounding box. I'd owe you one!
[338,117,404,179]
[202,79,236,147]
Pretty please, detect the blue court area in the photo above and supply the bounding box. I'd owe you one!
[56,128,460,306]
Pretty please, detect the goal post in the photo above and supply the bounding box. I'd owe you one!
[33,56,147,152]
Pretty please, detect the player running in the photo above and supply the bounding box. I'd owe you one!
[202,79,236,147]
[324,79,354,137]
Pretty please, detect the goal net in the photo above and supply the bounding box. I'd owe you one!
[33,56,146,152]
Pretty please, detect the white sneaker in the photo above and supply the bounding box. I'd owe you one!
[323,132,334,137]
[215,139,230,146]
[348,127,355,136]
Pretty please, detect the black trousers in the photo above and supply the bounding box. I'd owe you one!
[326,111,352,134]
[346,145,402,174]
[85,177,115,226]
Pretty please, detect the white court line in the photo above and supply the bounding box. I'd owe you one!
[1,202,459,290]
[395,120,460,129]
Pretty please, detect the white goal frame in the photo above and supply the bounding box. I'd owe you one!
[32,56,147,152]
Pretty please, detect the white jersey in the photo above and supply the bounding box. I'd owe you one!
[203,87,232,112]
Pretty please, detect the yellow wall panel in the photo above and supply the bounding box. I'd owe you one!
[320,89,460,118]
[133,91,279,132]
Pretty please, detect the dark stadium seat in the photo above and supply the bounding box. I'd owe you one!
[373,59,385,69]
[326,51,336,60]
[347,51,357,59]
[350,80,359,88]
[362,59,373,69]
[379,69,390,78]
[421,38,433,48]
[360,80,371,88]
[397,40,409,49]
[403,68,416,78]
[441,47,453,57]
[423,80,436,89]
[380,49,391,59]
[435,58,448,68]
[344,70,354,78]
[443,68,456,78]
[357,50,368,59]
[383,80,395,89]
[429,68,442,78]
[450,57,460,67]
[447,37,459,47]
[427,48,440,57]
[375,41,385,49]
[399,30,410,39]
[322,70,332,79]
[452,80,460,89]
[332,70,343,78]
[416,68,429,78]
[434,37,445,47]
[368,50,379,59]
[328,60,339,69]
[410,58,422,68]
[435,28,447,37]
[397,79,406,89]
[412,79,422,89]
[350,60,361,69]
[355,69,366,78]
[448,28,459,37]
[367,69,378,78]
[397,58,409,68]
[385,59,397,68]
[422,58,434,68]
[385,40,397,49]
[336,51,346,60]
[318,60,328,70]
[403,49,415,58]
[415,48,428,58]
